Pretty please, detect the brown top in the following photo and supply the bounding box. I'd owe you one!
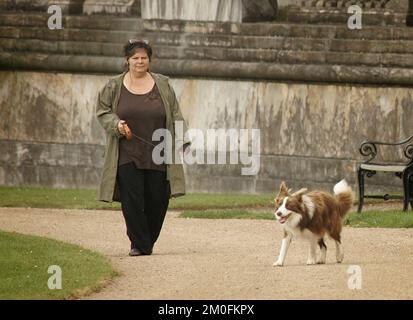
[116,83,166,171]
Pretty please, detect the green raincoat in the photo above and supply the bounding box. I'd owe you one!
[96,72,190,202]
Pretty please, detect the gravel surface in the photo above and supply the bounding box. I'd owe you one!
[1,207,413,300]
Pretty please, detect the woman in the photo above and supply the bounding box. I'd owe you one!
[96,40,190,256]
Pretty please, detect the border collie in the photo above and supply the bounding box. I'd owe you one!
[273,180,354,266]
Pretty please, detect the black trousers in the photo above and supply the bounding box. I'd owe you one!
[116,162,170,254]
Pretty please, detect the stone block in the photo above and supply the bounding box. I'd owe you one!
[386,0,408,11]
[277,0,303,8]
[0,0,84,14]
[83,0,141,16]
[0,140,105,188]
[241,0,278,22]
[141,0,243,22]
[408,0,413,26]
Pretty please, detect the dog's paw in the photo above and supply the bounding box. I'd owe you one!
[317,258,326,264]
[336,253,344,263]
[306,258,316,265]
[273,260,284,267]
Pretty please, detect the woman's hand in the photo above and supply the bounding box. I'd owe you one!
[117,120,126,135]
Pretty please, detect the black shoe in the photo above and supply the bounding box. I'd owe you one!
[128,248,143,256]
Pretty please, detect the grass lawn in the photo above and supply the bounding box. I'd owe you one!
[181,209,274,220]
[170,192,274,210]
[180,209,413,228]
[0,230,117,299]
[1,186,411,228]
[0,187,120,210]
[0,186,274,210]
[344,210,413,228]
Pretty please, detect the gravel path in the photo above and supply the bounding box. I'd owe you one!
[1,207,413,300]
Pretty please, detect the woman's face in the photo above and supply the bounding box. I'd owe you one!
[127,48,150,74]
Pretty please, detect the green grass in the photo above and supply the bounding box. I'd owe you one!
[170,193,274,210]
[180,209,274,220]
[0,186,120,210]
[180,209,413,228]
[1,186,411,228]
[0,230,117,299]
[0,186,274,210]
[344,210,413,228]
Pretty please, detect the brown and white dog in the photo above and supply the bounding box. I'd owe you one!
[273,180,354,266]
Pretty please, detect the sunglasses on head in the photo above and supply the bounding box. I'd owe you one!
[128,39,150,45]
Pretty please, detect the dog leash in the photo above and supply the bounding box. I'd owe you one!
[121,122,189,153]
[122,122,158,148]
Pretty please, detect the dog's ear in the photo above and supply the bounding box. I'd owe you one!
[278,181,289,197]
[291,188,308,201]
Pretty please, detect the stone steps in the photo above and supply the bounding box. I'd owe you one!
[2,26,413,55]
[0,51,122,73]
[1,12,413,84]
[142,20,413,40]
[0,26,137,43]
[0,12,143,31]
[2,12,413,40]
[2,51,412,86]
[149,34,413,54]
[154,46,413,68]
[2,38,413,69]
[277,7,407,26]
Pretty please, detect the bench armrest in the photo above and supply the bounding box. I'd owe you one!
[405,143,413,160]
[359,134,413,164]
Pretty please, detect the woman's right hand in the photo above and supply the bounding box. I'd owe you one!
[117,120,126,135]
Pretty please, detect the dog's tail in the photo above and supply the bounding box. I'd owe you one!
[333,179,355,218]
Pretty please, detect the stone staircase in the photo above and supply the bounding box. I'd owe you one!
[1,11,413,85]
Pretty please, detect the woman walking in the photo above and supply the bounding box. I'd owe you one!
[96,40,190,256]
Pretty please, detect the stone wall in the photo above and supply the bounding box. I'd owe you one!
[1,8,412,195]
[1,71,412,194]
[0,71,107,188]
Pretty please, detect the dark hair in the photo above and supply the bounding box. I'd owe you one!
[124,39,153,62]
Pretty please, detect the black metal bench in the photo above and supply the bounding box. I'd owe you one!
[357,134,413,212]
